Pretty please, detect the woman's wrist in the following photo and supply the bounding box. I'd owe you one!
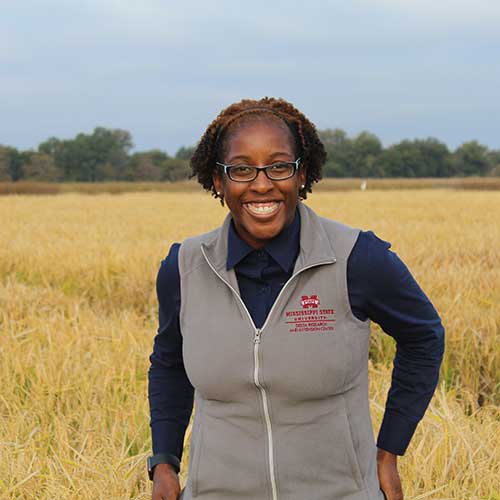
[153,462,178,480]
[377,448,398,465]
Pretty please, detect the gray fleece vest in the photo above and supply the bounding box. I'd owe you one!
[178,202,385,500]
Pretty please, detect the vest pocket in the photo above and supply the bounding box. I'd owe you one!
[274,401,368,499]
[340,396,365,491]
[190,416,204,498]
[188,407,268,498]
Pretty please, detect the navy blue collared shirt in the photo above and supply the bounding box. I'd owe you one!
[148,208,444,463]
[227,209,301,328]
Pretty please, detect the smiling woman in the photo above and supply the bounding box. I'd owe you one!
[212,117,305,248]
[147,97,444,500]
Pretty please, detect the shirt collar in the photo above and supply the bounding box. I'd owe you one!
[226,206,301,273]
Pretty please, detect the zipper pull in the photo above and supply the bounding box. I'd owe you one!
[254,329,262,344]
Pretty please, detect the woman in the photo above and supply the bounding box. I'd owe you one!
[147,97,445,500]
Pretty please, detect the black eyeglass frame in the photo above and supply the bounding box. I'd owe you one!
[215,157,301,182]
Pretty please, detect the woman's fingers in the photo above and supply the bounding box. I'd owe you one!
[151,464,181,500]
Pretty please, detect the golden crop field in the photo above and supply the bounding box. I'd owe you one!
[1,190,499,499]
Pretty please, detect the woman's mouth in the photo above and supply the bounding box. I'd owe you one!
[244,201,282,217]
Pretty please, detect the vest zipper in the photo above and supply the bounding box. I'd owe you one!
[201,245,335,500]
[253,328,278,500]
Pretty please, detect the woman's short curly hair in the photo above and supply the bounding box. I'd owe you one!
[190,97,326,202]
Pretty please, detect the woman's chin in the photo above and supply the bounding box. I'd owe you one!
[243,221,285,246]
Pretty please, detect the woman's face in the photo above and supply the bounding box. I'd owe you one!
[213,118,305,249]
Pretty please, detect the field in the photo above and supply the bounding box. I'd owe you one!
[1,189,499,499]
[2,176,500,196]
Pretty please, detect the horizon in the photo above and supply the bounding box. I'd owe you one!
[4,123,499,157]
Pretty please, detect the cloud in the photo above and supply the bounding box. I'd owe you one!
[354,0,500,27]
[1,0,499,151]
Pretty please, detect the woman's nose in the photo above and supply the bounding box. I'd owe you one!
[250,169,274,191]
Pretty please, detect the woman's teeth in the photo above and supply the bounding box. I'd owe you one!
[246,202,280,215]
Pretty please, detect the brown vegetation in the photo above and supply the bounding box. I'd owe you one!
[1,191,499,499]
[2,176,500,197]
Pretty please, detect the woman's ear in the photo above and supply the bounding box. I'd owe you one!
[298,165,306,190]
[213,171,223,197]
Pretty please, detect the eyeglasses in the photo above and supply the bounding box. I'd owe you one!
[216,158,301,182]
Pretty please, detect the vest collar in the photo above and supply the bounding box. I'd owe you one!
[226,207,300,273]
[201,202,337,286]
[293,202,337,272]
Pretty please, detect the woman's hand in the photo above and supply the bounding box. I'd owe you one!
[377,448,404,500]
[151,463,181,500]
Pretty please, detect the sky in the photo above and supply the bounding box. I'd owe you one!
[1,0,499,154]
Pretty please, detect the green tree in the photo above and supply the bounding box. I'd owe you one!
[0,146,25,181]
[318,129,353,177]
[39,137,68,178]
[352,132,383,177]
[319,128,348,150]
[0,146,10,181]
[162,158,191,181]
[487,150,500,176]
[452,141,492,176]
[38,128,133,181]
[416,138,452,177]
[91,127,133,180]
[133,159,163,181]
[319,129,383,177]
[127,150,170,181]
[148,149,170,165]
[38,137,62,157]
[374,138,451,178]
[375,141,421,177]
[323,161,346,177]
[175,146,195,160]
[23,152,61,181]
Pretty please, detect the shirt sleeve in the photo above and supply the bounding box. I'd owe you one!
[347,231,445,455]
[148,243,194,462]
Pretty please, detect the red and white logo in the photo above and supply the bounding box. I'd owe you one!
[301,295,320,309]
[285,294,336,334]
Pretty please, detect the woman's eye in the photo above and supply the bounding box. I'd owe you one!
[233,165,253,174]
[269,162,289,172]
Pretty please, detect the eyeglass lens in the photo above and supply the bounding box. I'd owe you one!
[229,162,295,182]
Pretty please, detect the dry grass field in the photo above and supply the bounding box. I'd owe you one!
[1,190,499,499]
[2,176,500,196]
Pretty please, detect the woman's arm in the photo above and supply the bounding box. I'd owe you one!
[148,243,194,479]
[347,231,445,500]
[348,231,445,454]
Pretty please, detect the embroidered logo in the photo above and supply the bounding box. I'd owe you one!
[300,295,320,309]
[285,294,336,333]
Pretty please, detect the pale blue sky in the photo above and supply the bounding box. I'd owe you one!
[1,0,499,153]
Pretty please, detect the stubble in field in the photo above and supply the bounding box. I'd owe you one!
[0,190,499,499]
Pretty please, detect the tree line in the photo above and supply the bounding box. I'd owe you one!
[1,126,499,182]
